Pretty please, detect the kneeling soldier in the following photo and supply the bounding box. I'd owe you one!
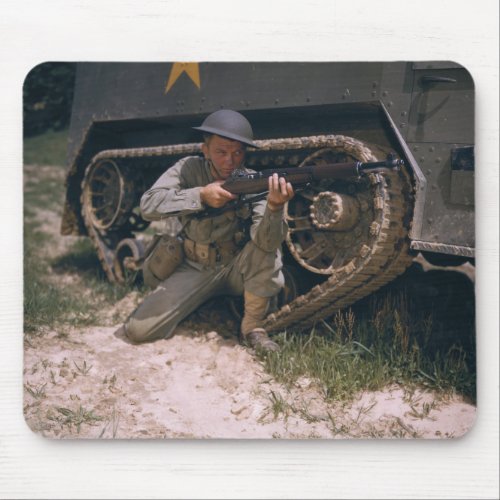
[125,110,294,352]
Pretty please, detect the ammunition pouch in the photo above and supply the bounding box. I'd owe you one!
[143,233,184,283]
[183,238,239,268]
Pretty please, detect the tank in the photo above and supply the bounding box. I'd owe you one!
[61,61,474,332]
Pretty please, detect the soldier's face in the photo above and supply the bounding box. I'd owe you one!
[202,135,246,179]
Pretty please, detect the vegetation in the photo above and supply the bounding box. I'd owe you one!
[258,284,476,403]
[47,405,103,434]
[23,129,145,335]
[23,128,70,166]
[24,231,144,334]
[23,62,76,137]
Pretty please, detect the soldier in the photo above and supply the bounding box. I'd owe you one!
[124,110,294,352]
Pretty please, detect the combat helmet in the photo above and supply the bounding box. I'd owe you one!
[193,109,258,148]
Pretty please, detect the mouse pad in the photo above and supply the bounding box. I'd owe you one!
[23,61,476,439]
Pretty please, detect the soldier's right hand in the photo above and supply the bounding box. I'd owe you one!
[200,181,237,208]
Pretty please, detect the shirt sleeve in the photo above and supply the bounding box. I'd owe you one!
[140,157,205,220]
[249,199,288,253]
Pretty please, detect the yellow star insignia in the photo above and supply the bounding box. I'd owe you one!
[165,62,201,93]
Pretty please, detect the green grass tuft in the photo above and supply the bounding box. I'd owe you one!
[48,405,103,434]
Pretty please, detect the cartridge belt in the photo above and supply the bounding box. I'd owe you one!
[183,238,239,267]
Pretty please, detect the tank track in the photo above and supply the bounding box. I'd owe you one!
[80,134,414,330]
[264,139,413,331]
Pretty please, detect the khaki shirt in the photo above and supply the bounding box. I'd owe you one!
[140,156,288,252]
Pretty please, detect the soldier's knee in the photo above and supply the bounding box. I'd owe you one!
[124,317,150,344]
[125,315,177,344]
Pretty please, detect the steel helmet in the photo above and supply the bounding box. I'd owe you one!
[193,109,258,148]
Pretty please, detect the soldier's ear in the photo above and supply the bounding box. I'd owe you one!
[201,142,209,158]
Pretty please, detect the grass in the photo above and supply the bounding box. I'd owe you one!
[48,405,104,434]
[23,216,106,332]
[24,172,64,214]
[99,407,120,439]
[23,128,69,166]
[23,227,95,333]
[258,287,476,403]
[24,232,144,333]
[73,360,93,376]
[24,382,47,399]
[23,128,146,335]
[52,238,143,303]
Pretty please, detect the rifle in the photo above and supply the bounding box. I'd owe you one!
[197,153,403,218]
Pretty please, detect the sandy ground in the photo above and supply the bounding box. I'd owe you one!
[23,164,476,439]
[23,320,476,439]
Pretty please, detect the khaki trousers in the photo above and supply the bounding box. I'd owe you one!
[125,240,284,343]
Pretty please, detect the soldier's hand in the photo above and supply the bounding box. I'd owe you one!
[200,181,237,208]
[267,173,294,212]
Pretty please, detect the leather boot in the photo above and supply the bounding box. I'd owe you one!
[240,291,279,352]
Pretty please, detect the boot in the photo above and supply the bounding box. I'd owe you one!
[240,291,279,352]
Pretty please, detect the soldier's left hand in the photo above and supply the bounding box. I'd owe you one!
[267,173,294,212]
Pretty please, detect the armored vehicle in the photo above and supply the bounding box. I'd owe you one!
[60,62,474,332]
